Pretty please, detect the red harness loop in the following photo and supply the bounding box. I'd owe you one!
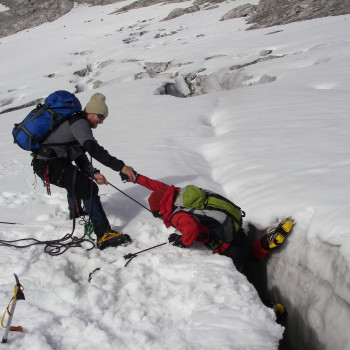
[44,166,51,195]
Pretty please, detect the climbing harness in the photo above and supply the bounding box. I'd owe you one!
[1,274,25,343]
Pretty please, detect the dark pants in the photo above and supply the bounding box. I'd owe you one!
[221,229,256,274]
[67,195,84,217]
[33,158,110,236]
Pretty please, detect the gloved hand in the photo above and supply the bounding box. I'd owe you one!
[119,170,139,183]
[119,172,128,182]
[168,233,187,248]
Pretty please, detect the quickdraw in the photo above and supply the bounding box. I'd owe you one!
[1,274,25,343]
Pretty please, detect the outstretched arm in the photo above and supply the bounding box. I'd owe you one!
[136,174,170,192]
[69,116,136,182]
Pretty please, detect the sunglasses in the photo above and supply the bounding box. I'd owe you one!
[97,114,106,121]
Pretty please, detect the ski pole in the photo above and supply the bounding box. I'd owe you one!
[108,182,151,213]
[1,274,25,343]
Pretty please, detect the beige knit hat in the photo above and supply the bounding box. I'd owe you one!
[85,93,109,118]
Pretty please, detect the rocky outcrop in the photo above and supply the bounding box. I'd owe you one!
[220,4,257,21]
[0,0,124,38]
[161,5,199,21]
[2,0,350,38]
[161,0,226,21]
[113,0,189,14]
[0,0,73,38]
[247,0,350,29]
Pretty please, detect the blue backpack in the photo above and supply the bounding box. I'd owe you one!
[12,90,82,151]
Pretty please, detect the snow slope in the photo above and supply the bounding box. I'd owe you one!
[0,1,349,349]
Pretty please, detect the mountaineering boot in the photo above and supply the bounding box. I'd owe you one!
[273,303,287,324]
[267,217,295,249]
[97,230,132,250]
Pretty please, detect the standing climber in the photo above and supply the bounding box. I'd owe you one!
[32,92,136,250]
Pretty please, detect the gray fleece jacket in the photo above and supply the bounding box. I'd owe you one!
[36,112,125,175]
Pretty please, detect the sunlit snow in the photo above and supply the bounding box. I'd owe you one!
[0,1,349,349]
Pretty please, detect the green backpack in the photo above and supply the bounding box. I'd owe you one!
[172,185,245,242]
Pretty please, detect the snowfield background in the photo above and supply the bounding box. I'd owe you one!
[0,0,349,349]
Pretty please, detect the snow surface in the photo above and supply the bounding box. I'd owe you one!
[0,4,8,13]
[0,0,350,349]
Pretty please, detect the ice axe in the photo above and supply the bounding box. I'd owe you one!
[1,274,25,343]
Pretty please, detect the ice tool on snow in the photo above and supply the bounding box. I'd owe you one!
[123,242,167,267]
[267,217,295,249]
[88,242,167,282]
[1,274,25,343]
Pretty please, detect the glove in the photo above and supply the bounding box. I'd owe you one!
[119,172,128,182]
[168,233,187,248]
[119,171,139,183]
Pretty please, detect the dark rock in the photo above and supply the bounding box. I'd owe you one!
[161,0,226,21]
[113,0,188,14]
[97,60,114,69]
[259,49,273,56]
[220,4,257,21]
[248,0,350,29]
[154,31,178,38]
[144,62,171,74]
[0,0,74,38]
[205,54,227,60]
[123,36,139,44]
[74,67,90,77]
[161,6,199,21]
[0,98,43,114]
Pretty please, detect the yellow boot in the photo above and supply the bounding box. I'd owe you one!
[97,230,132,250]
[267,218,295,249]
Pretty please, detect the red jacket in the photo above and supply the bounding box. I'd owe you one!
[137,175,269,260]
[136,175,211,246]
